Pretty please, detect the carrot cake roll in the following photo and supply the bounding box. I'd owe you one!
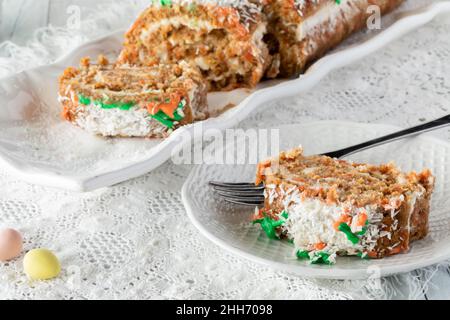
[253,148,434,264]
[118,0,272,91]
[58,56,208,138]
[263,0,405,77]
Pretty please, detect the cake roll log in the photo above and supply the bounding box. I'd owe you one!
[58,56,208,138]
[254,148,434,263]
[264,0,405,77]
[118,0,272,91]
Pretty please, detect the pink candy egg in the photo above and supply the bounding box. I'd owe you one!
[0,228,23,262]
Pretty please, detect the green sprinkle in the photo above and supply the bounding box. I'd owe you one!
[103,101,135,110]
[281,211,288,219]
[160,0,172,6]
[296,250,333,265]
[311,252,332,265]
[149,98,186,129]
[171,101,185,121]
[151,110,174,129]
[116,102,135,110]
[78,94,91,105]
[357,252,370,260]
[338,222,360,244]
[172,113,183,122]
[335,0,341,4]
[253,215,285,240]
[296,250,310,260]
[82,95,136,111]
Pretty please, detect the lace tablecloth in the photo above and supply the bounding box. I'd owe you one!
[1,0,450,299]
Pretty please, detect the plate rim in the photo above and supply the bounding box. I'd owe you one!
[1,2,450,191]
[181,120,450,280]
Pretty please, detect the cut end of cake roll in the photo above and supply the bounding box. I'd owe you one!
[263,0,405,77]
[253,147,435,264]
[118,0,273,91]
[58,55,208,138]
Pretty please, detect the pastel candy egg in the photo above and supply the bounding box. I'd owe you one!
[23,248,61,280]
[0,228,23,262]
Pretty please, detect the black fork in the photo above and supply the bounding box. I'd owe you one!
[210,114,450,206]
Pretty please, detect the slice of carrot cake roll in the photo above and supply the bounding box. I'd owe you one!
[118,0,272,91]
[263,0,405,77]
[58,56,208,138]
[253,148,434,264]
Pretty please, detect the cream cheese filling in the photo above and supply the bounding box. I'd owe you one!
[74,103,158,137]
[283,197,378,255]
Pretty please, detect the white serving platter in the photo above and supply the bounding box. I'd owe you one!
[0,1,448,191]
[182,121,450,279]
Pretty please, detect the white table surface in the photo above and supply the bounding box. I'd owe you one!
[1,0,450,300]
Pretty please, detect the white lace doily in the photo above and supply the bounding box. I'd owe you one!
[1,1,450,299]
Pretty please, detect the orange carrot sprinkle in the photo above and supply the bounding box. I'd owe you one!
[243,49,254,63]
[252,208,265,221]
[314,242,327,250]
[333,214,351,231]
[255,160,271,185]
[355,212,368,227]
[147,94,181,118]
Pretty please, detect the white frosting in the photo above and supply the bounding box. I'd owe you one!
[73,103,165,137]
[296,0,365,42]
[283,197,372,254]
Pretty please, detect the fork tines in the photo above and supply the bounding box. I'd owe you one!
[209,181,265,206]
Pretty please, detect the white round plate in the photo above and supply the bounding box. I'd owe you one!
[0,1,448,191]
[182,121,450,279]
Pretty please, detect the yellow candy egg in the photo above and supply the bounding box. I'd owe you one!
[23,248,61,280]
[0,228,23,262]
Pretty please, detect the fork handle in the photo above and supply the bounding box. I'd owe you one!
[325,114,450,158]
